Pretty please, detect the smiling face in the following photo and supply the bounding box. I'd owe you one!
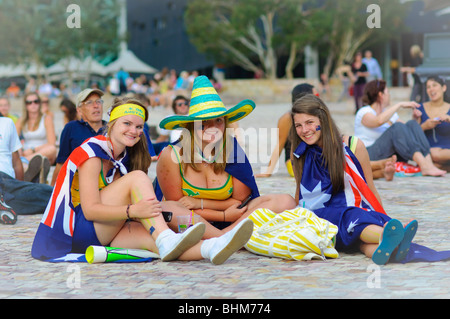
[109,115,145,155]
[194,117,226,146]
[293,113,322,147]
[426,79,447,102]
[25,93,41,114]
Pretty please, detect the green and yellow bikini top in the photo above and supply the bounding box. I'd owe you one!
[169,145,233,200]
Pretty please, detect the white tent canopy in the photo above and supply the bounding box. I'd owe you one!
[47,56,108,76]
[0,63,47,78]
[105,49,158,75]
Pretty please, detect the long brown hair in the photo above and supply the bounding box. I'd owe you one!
[289,94,345,194]
[106,97,151,173]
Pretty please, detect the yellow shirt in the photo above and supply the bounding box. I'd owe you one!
[71,165,108,208]
[170,145,233,200]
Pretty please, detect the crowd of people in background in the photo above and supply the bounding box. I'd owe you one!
[0,54,448,267]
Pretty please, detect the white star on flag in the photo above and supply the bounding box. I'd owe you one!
[300,181,331,210]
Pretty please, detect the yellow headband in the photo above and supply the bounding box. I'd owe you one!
[109,104,146,122]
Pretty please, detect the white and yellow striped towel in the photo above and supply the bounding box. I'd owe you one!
[244,207,339,261]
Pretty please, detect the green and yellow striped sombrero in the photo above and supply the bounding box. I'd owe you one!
[159,75,255,130]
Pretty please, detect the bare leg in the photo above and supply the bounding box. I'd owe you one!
[413,152,446,176]
[359,224,384,258]
[94,171,204,260]
[371,155,396,181]
[430,147,450,171]
[93,171,251,263]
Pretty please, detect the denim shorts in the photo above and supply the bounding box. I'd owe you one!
[72,205,102,253]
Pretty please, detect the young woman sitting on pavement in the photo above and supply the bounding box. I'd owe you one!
[413,76,450,171]
[354,80,446,177]
[290,94,418,265]
[31,96,254,265]
[156,76,296,238]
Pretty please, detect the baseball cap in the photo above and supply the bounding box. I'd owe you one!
[76,88,104,107]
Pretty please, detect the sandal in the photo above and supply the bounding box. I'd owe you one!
[394,220,418,262]
[372,219,404,265]
[394,162,421,177]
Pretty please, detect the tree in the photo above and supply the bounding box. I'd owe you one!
[0,0,120,83]
[308,0,410,77]
[185,0,410,80]
[185,0,315,80]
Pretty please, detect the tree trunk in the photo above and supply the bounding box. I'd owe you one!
[285,41,298,79]
[261,12,277,79]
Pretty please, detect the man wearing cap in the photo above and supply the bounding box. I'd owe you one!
[50,89,106,186]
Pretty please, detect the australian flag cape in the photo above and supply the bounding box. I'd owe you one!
[154,136,260,201]
[294,141,450,263]
[31,135,137,262]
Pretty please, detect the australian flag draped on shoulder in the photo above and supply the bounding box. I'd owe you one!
[31,135,129,262]
[294,141,385,214]
[294,141,450,263]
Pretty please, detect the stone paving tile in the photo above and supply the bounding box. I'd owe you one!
[1,100,449,300]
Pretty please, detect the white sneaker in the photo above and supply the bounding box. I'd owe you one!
[201,219,254,265]
[156,223,205,262]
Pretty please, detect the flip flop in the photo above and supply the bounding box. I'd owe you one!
[372,219,404,265]
[394,219,418,262]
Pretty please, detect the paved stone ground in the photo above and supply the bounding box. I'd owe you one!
[1,93,449,301]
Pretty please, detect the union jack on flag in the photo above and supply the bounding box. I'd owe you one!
[31,136,129,262]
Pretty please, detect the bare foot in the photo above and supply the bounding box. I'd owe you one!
[421,166,447,177]
[384,161,395,181]
[255,173,272,178]
[383,155,396,181]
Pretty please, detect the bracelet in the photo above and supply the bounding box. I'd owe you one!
[126,204,131,219]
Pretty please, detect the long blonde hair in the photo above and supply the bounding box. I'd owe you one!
[21,92,43,131]
[106,97,151,173]
[178,118,230,174]
[289,94,345,194]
